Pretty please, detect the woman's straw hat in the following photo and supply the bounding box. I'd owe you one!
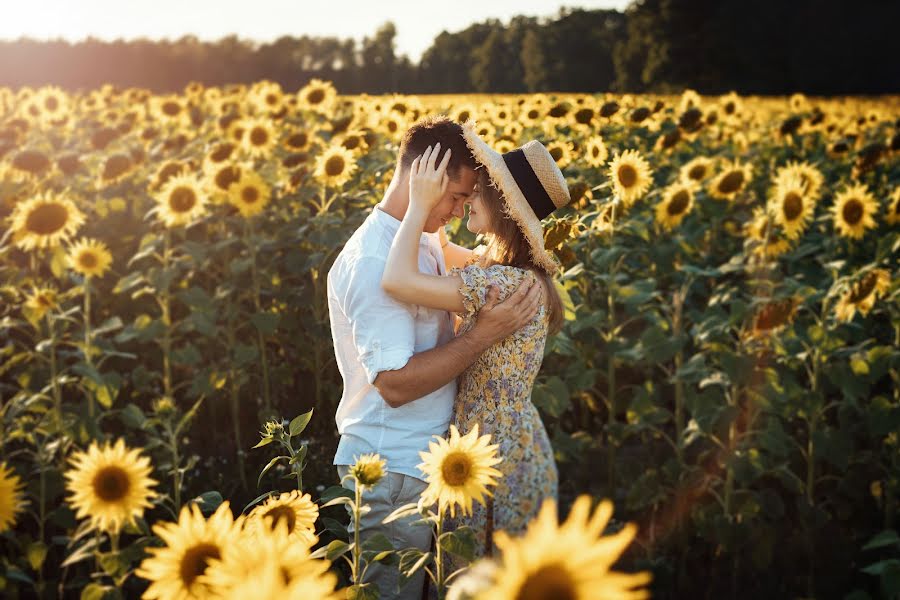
[461,120,570,273]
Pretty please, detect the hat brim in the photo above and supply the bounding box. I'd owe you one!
[461,120,560,274]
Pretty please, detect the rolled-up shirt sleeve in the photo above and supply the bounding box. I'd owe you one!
[342,256,417,384]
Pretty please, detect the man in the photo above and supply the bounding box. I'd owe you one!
[327,115,542,599]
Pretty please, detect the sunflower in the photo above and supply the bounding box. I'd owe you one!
[831,182,879,240]
[336,130,369,155]
[748,297,798,339]
[155,173,208,227]
[678,89,702,114]
[519,101,543,127]
[417,424,502,518]
[205,526,340,600]
[248,80,285,116]
[348,453,386,488]
[136,501,243,600]
[206,164,243,201]
[282,129,312,153]
[768,177,814,239]
[744,207,792,259]
[708,160,753,200]
[886,187,900,226]
[772,160,825,203]
[239,117,277,158]
[655,182,695,231]
[247,490,318,543]
[718,91,743,120]
[31,86,71,125]
[67,238,113,278]
[608,149,654,207]
[22,285,58,323]
[314,144,358,188]
[98,153,134,187]
[65,438,157,533]
[227,170,271,218]
[10,149,53,180]
[151,95,190,128]
[203,143,238,174]
[472,495,652,600]
[297,79,337,114]
[834,269,891,322]
[679,156,715,185]
[0,462,26,533]
[9,192,85,251]
[571,136,604,170]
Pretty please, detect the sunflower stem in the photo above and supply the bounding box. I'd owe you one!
[435,504,445,599]
[47,314,63,431]
[225,310,248,493]
[84,276,95,419]
[246,219,272,412]
[352,481,362,585]
[161,229,172,399]
[606,199,618,495]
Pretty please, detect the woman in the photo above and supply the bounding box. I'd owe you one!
[381,121,571,558]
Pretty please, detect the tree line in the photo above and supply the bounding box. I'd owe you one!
[1,0,897,95]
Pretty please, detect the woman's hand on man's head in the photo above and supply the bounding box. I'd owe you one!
[408,142,452,214]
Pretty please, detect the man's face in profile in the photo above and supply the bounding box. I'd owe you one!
[421,165,477,233]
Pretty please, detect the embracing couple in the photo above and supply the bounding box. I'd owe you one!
[327,115,571,599]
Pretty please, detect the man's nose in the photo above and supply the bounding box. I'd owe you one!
[451,201,465,218]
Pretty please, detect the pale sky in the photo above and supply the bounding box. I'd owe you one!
[0,0,630,61]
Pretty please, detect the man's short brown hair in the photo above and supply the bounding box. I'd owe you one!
[398,115,478,180]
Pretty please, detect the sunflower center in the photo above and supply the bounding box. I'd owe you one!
[25,202,70,234]
[211,143,235,162]
[46,96,60,111]
[515,563,578,600]
[241,186,260,204]
[250,128,269,146]
[842,199,863,224]
[325,155,346,177]
[169,187,198,213]
[78,251,99,269]
[179,543,221,587]
[264,505,296,531]
[162,101,181,116]
[783,192,804,221]
[617,164,638,188]
[14,150,52,174]
[549,147,564,162]
[849,273,877,303]
[287,133,308,148]
[307,89,325,104]
[591,145,601,158]
[688,165,706,181]
[441,451,472,487]
[91,465,131,502]
[103,155,132,181]
[717,171,744,194]
[215,166,241,191]
[667,190,690,216]
[280,566,292,586]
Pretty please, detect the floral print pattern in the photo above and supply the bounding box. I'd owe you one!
[446,263,558,559]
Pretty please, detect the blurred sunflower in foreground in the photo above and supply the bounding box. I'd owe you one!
[137,501,242,599]
[449,495,652,600]
[247,490,318,545]
[65,438,157,534]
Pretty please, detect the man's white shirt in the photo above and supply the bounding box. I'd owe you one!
[327,205,456,481]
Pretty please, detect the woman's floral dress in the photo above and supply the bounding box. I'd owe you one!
[446,263,558,560]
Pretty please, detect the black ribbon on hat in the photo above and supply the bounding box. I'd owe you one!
[502,149,556,220]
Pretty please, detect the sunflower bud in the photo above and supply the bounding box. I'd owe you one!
[350,453,386,488]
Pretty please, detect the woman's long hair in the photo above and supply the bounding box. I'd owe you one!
[475,169,564,335]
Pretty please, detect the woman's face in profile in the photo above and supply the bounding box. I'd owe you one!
[465,185,490,234]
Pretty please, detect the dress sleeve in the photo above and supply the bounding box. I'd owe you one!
[448,264,530,319]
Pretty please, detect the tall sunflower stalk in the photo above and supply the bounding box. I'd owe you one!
[245,219,272,412]
[82,276,95,418]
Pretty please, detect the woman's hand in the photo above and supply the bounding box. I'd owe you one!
[408,142,452,214]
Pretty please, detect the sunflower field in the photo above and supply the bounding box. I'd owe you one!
[0,80,898,599]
